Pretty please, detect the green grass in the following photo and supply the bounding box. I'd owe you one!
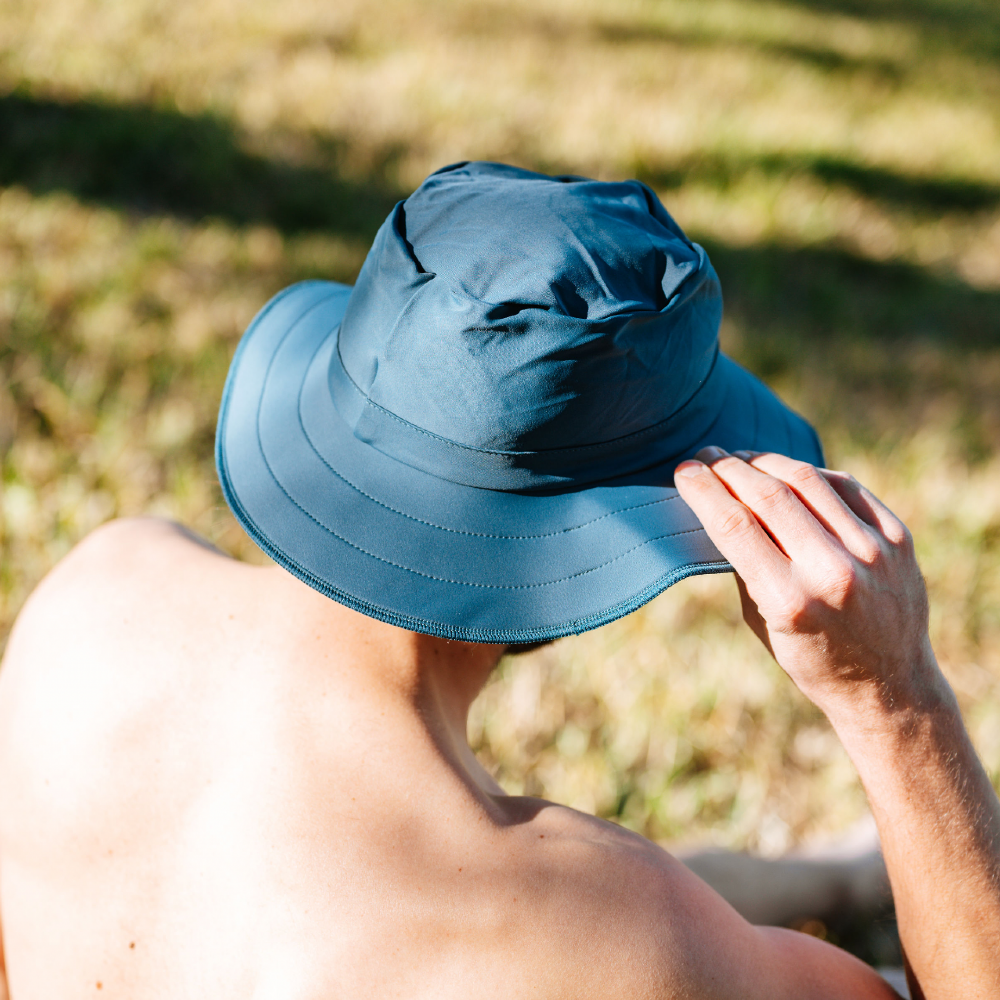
[2,0,1000,962]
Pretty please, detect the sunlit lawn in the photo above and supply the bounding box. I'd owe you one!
[2,0,1000,958]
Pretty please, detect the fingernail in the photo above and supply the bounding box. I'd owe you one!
[696,446,727,461]
[733,450,753,460]
[674,460,705,479]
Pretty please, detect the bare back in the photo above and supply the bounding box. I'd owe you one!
[0,520,898,1000]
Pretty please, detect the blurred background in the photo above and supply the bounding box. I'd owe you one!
[1,0,999,968]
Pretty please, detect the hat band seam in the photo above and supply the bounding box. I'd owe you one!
[334,337,722,460]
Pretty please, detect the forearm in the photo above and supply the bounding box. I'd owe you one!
[828,671,1000,1000]
[673,449,1000,996]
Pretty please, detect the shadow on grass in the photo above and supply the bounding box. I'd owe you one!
[592,21,905,80]
[635,151,1000,215]
[707,239,1000,350]
[454,8,906,81]
[0,91,404,239]
[780,0,1000,63]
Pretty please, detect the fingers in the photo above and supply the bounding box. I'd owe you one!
[676,445,911,597]
[695,448,912,568]
[732,451,883,564]
[736,451,912,551]
[674,457,790,593]
[690,447,844,564]
[820,471,911,547]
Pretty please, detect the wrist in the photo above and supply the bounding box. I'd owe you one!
[820,656,959,753]
[803,633,949,727]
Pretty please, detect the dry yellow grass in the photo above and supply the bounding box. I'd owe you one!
[2,0,999,867]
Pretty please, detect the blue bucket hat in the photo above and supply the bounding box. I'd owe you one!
[216,162,822,643]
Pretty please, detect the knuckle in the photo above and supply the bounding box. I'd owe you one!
[772,587,815,631]
[835,472,863,496]
[854,535,883,566]
[788,463,824,491]
[772,557,860,630]
[718,505,757,540]
[884,519,912,549]
[822,556,859,604]
[753,480,794,513]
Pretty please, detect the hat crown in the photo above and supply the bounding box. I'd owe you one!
[332,162,723,490]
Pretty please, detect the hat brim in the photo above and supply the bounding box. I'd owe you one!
[216,281,823,643]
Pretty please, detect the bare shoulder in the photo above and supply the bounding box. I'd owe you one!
[0,516,260,717]
[0,520,248,837]
[4,517,233,662]
[15,516,226,606]
[2,519,220,708]
[500,801,902,1000]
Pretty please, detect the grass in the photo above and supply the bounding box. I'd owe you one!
[2,0,1000,962]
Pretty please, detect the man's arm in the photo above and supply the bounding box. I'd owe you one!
[675,447,1000,1000]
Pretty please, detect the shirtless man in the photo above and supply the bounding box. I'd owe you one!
[1,162,998,998]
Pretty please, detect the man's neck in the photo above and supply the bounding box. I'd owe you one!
[269,565,506,766]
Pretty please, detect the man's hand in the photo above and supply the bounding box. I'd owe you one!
[674,447,943,718]
[676,446,1000,1000]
